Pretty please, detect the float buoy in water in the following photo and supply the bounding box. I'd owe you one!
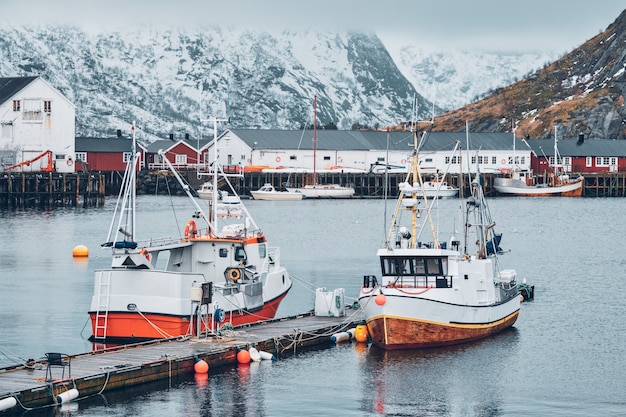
[72,245,89,258]
[194,359,209,374]
[237,349,251,364]
[355,324,369,343]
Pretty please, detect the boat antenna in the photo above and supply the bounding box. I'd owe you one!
[383,126,390,241]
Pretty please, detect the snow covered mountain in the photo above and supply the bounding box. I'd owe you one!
[388,46,557,111]
[0,25,555,139]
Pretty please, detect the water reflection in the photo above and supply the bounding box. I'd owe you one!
[361,328,520,416]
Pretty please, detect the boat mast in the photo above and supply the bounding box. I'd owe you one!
[201,116,228,229]
[313,95,317,185]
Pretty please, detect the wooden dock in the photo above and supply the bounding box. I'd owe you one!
[0,172,106,208]
[0,311,362,414]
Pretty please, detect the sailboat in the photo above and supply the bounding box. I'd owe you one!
[358,131,521,350]
[493,126,584,196]
[88,121,292,343]
[286,96,355,198]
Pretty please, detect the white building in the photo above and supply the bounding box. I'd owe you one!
[0,76,76,173]
[208,129,532,175]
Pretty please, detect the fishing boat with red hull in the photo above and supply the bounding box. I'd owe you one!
[89,122,292,343]
[359,131,521,350]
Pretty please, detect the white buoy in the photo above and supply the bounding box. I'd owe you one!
[258,351,275,361]
[57,388,79,404]
[331,332,351,343]
[347,328,356,340]
[249,347,261,362]
[0,397,17,412]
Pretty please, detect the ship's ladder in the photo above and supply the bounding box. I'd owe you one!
[94,271,111,340]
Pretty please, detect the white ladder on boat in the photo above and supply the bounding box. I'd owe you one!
[94,271,111,340]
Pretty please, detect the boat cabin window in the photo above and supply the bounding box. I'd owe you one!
[257,243,266,259]
[219,248,228,258]
[234,246,247,263]
[381,256,447,277]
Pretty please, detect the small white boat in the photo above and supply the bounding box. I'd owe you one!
[250,183,303,200]
[285,183,355,199]
[284,96,355,199]
[398,176,458,199]
[196,181,214,200]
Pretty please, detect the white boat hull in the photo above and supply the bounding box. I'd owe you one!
[286,184,355,198]
[494,176,583,196]
[251,190,303,200]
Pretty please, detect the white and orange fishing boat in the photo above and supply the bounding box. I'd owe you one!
[88,122,292,344]
[494,126,583,197]
[358,132,521,350]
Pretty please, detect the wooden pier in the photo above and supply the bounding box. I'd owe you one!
[0,311,361,414]
[0,172,106,209]
[4,171,626,209]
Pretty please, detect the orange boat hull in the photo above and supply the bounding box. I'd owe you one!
[90,292,287,342]
[366,310,520,350]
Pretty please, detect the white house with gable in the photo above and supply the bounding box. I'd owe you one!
[0,76,76,173]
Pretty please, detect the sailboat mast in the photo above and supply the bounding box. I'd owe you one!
[131,121,137,241]
[313,95,317,185]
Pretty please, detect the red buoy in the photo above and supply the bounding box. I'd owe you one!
[237,350,251,364]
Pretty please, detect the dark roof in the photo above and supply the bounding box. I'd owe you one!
[76,137,134,152]
[526,138,626,157]
[227,129,518,152]
[145,137,210,153]
[0,76,38,105]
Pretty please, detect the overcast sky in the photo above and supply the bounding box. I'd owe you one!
[2,1,624,52]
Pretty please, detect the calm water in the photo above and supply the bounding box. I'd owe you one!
[1,195,626,416]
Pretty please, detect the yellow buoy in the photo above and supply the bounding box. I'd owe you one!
[72,245,89,258]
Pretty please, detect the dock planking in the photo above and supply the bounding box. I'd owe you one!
[0,311,362,413]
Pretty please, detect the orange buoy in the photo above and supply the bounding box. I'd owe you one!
[375,294,386,306]
[237,349,251,364]
[194,359,209,374]
[355,324,369,343]
[72,245,89,258]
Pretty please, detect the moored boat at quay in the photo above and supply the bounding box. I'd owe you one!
[358,132,522,350]
[88,122,292,343]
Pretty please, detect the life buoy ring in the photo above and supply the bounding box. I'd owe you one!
[228,268,241,282]
[247,158,251,163]
[67,158,73,166]
[338,156,343,163]
[501,159,506,164]
[401,159,406,164]
[276,156,281,163]
[184,220,197,239]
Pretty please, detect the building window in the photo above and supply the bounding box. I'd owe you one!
[175,154,187,165]
[1,123,11,138]
[123,152,132,163]
[595,157,610,167]
[290,155,297,160]
[492,156,497,164]
[586,157,592,167]
[44,100,52,113]
[13,100,20,111]
[76,152,87,163]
